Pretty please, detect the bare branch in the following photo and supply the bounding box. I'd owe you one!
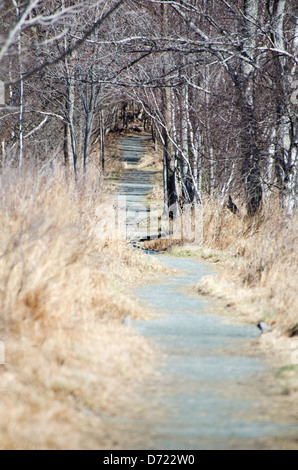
[3,0,126,85]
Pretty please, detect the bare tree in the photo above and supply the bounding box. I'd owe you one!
[0,0,296,213]
[0,0,126,172]
[266,0,298,212]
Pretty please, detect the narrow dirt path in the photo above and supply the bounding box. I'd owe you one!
[115,135,298,450]
[133,255,297,450]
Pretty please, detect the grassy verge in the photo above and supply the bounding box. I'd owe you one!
[0,163,165,449]
[200,197,297,335]
[163,197,298,402]
[145,194,297,336]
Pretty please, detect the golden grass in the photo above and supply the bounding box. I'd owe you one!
[159,195,298,401]
[137,138,163,173]
[196,196,298,336]
[145,193,297,338]
[0,163,164,449]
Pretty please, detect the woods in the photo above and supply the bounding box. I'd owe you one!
[0,0,297,213]
[0,1,297,451]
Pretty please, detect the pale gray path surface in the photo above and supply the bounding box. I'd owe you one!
[115,136,298,450]
[133,255,297,450]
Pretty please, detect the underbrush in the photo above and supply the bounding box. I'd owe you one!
[199,197,298,336]
[0,163,163,449]
[144,194,297,337]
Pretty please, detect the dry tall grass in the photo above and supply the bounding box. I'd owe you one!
[197,196,298,336]
[143,188,297,337]
[0,163,164,450]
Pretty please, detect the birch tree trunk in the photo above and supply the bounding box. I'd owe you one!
[180,83,193,203]
[12,1,24,169]
[62,0,73,169]
[268,0,298,213]
[239,0,263,215]
[66,76,78,177]
[186,82,202,204]
[82,82,96,174]
[162,86,178,213]
[18,45,24,170]
[80,63,101,175]
[99,109,105,172]
[161,2,178,215]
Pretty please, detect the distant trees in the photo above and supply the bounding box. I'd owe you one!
[266,0,298,213]
[134,0,297,214]
[0,0,126,174]
[0,0,297,214]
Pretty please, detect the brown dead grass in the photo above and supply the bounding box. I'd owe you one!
[0,163,164,450]
[137,138,163,173]
[151,194,297,338]
[197,196,298,336]
[165,196,298,402]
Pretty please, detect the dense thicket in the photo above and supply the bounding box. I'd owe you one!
[0,0,297,213]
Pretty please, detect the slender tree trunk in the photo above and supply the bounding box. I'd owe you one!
[14,1,24,169]
[82,76,99,174]
[62,0,72,171]
[63,20,78,178]
[203,67,215,196]
[1,140,6,163]
[99,109,105,172]
[163,148,168,213]
[83,113,93,173]
[162,86,178,214]
[240,97,262,215]
[239,0,263,215]
[63,107,72,167]
[268,0,298,213]
[180,83,193,203]
[187,82,202,204]
[18,61,24,169]
[151,120,158,151]
[66,78,78,177]
[161,2,178,215]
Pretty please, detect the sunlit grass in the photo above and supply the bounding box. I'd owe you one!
[198,196,298,336]
[0,162,164,449]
